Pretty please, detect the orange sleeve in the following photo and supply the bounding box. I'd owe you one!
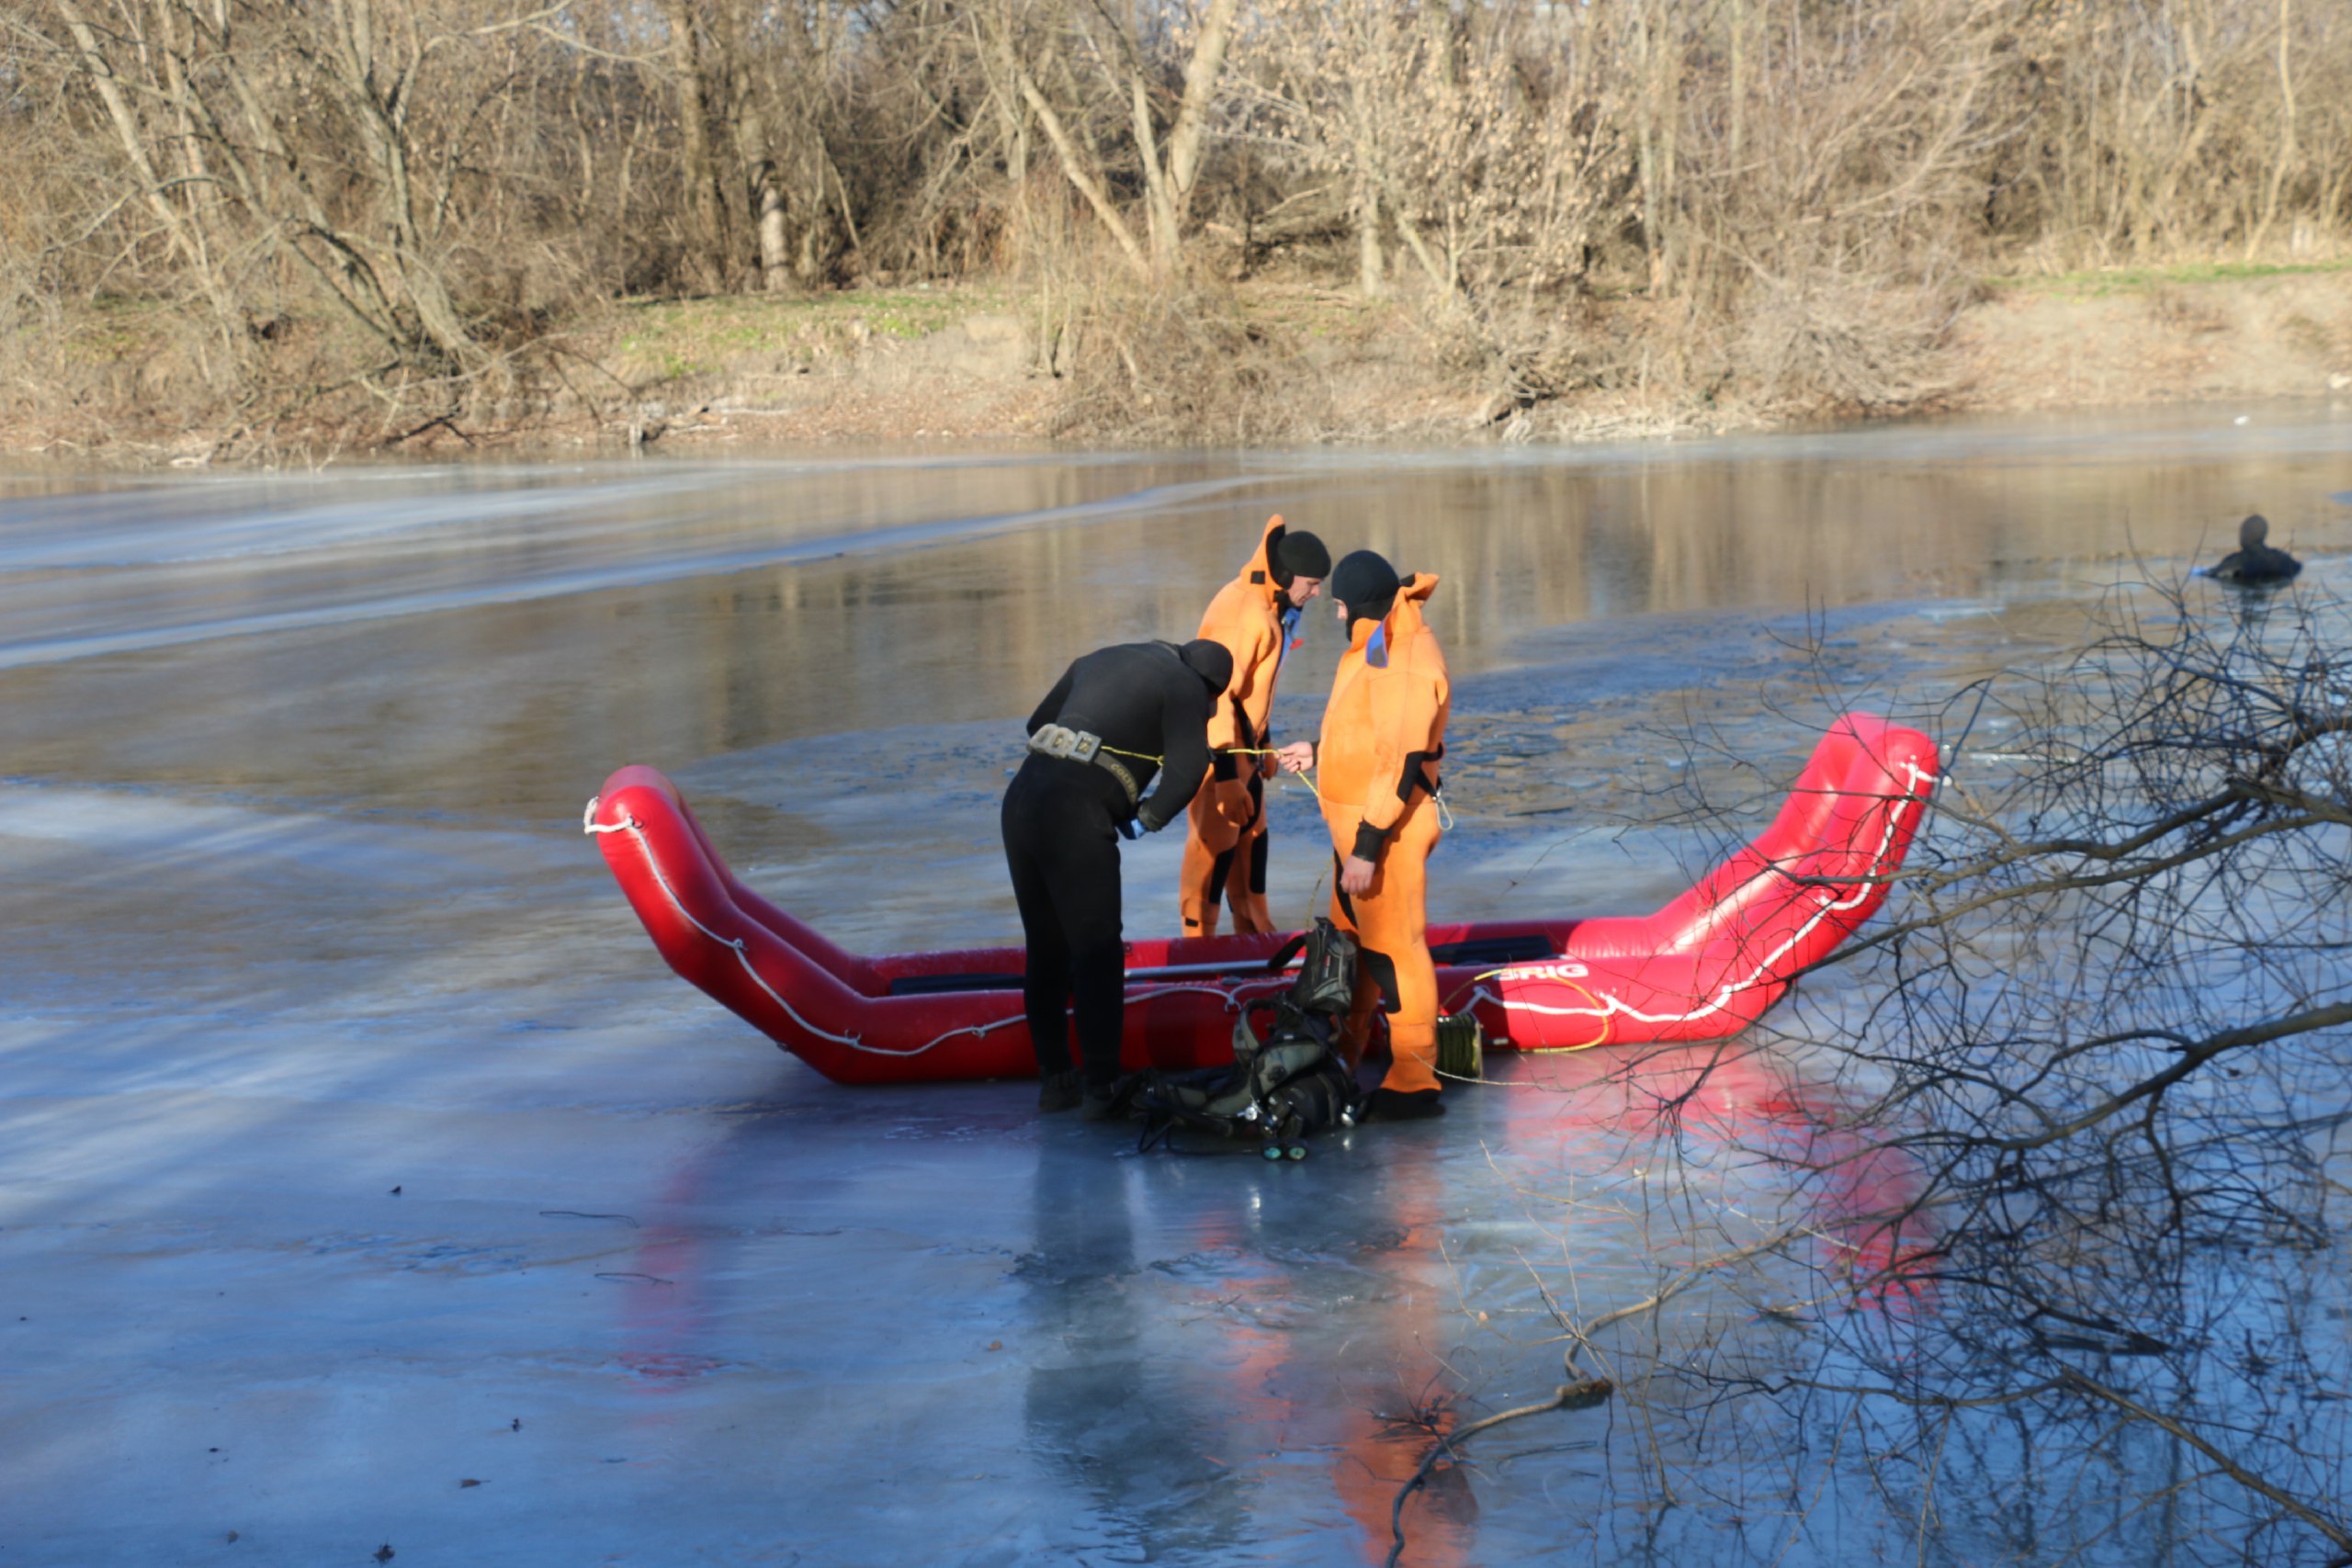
[1203,615,1273,752]
[1353,637,1448,848]
[1228,618,1281,746]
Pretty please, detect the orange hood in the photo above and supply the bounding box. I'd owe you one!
[1318,568,1449,855]
[1238,514,1295,607]
[1350,570,1441,665]
[1196,515,1306,752]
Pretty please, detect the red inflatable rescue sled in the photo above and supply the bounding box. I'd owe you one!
[587,712,1938,1085]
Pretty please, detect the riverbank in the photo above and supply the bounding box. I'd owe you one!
[6,261,2349,466]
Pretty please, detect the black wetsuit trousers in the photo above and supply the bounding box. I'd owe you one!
[1001,755,1128,1088]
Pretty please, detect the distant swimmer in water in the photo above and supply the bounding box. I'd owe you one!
[2209,514,2301,584]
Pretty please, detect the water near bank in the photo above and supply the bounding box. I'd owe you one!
[4,405,2348,1565]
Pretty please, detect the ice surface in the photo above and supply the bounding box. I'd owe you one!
[6,412,2352,1564]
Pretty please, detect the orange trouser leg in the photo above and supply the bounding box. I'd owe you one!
[1326,806,1442,1093]
[1181,789,1243,938]
[1182,776,1273,937]
[1222,816,1272,935]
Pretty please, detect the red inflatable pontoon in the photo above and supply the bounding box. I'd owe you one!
[587,712,1938,1085]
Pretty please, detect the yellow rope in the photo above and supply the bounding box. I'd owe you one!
[1096,745,1445,817]
[1109,743,1330,803]
[1219,747,1330,803]
[1077,741,1332,805]
[1105,742,1281,763]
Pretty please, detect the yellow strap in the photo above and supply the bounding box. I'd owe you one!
[1114,742,1330,800]
[1094,741,1338,805]
[1217,747,1328,804]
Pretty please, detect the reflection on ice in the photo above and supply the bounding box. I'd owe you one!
[561,1043,1914,1567]
[5,412,2350,1564]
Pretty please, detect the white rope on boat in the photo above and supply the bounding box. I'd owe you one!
[588,799,1295,1060]
[585,754,1935,1059]
[1486,761,1938,1030]
[590,805,874,1050]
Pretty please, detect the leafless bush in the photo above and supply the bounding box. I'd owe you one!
[1988,0,2352,266]
[1046,273,1331,444]
[5,0,2348,443]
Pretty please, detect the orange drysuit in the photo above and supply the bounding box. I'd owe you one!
[1179,515,1307,936]
[1314,573,1450,1095]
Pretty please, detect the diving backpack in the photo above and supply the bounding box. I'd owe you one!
[1134,919,1364,1159]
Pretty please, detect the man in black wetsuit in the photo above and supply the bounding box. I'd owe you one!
[1004,638,1233,1118]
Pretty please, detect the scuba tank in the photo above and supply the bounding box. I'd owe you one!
[1132,919,1366,1159]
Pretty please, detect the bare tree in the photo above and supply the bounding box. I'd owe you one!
[6,0,2349,442]
[660,0,733,292]
[1004,0,1242,278]
[1789,581,2352,1562]
[1393,581,2352,1564]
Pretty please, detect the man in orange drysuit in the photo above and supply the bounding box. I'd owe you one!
[1179,516,1330,938]
[1274,549,1450,1121]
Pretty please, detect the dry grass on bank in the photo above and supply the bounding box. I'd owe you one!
[5,257,2349,465]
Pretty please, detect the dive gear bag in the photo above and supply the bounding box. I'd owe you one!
[1134,918,1364,1158]
[1265,918,1359,1017]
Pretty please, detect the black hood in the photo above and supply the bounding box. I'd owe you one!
[1180,637,1234,695]
[1270,528,1331,587]
[1330,549,1400,630]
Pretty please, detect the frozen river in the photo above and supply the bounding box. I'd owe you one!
[5,408,2350,1565]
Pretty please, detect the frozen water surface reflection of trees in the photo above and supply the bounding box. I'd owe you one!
[2,422,2349,1565]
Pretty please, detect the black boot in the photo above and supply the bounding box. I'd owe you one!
[1363,1087,1445,1122]
[1080,1081,1124,1122]
[1038,1070,1083,1113]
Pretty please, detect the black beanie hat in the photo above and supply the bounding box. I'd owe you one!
[1330,549,1401,629]
[1272,529,1331,585]
[1180,637,1234,695]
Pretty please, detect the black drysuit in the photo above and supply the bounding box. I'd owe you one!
[1002,642,1217,1089]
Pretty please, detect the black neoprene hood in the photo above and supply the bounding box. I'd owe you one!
[1180,637,1235,694]
[1272,529,1331,585]
[1330,549,1400,628]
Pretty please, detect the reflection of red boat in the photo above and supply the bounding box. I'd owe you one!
[587,711,1938,1086]
[1503,1042,1939,1301]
